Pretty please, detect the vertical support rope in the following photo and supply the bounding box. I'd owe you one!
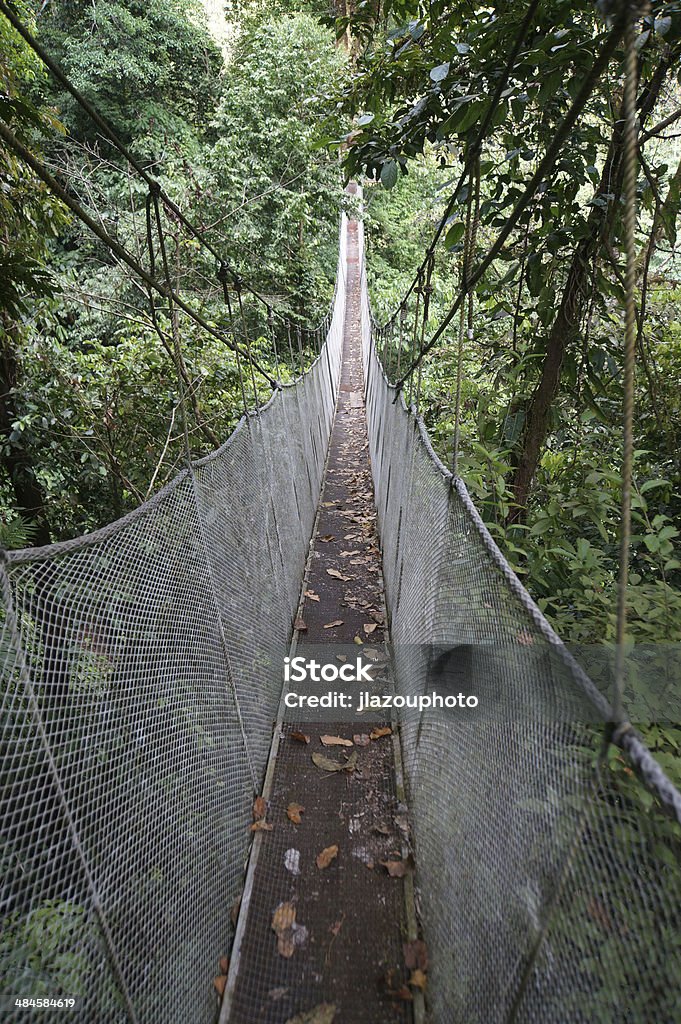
[236,284,260,412]
[408,274,423,408]
[219,266,249,416]
[613,6,641,726]
[452,154,479,476]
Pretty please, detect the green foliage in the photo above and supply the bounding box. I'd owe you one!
[38,0,224,151]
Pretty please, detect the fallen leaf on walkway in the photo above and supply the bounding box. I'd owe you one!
[272,902,304,958]
[294,617,307,631]
[403,939,429,972]
[321,502,338,507]
[409,969,427,990]
[291,731,310,744]
[253,797,267,821]
[231,896,241,927]
[323,620,344,629]
[372,823,390,835]
[284,1004,337,1024]
[319,534,335,543]
[213,975,227,998]
[353,733,370,746]
[287,802,305,824]
[284,848,301,876]
[344,751,358,772]
[312,752,345,772]
[370,726,392,740]
[250,819,273,832]
[363,623,378,634]
[305,590,320,602]
[269,987,288,1001]
[369,609,385,624]
[336,655,347,663]
[326,568,349,580]
[218,956,229,975]
[320,735,353,747]
[385,970,413,1001]
[316,844,339,869]
[353,636,363,645]
[380,859,410,878]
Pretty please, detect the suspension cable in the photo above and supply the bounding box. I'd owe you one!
[0,0,275,315]
[613,5,642,729]
[392,12,628,395]
[0,117,279,390]
[395,0,542,311]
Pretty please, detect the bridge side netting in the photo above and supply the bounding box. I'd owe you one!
[0,218,346,1023]
[359,221,681,1024]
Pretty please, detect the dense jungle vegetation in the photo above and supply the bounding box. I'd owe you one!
[3,2,681,1013]
[1,2,681,740]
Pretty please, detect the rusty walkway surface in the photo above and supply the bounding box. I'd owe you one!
[222,221,417,1024]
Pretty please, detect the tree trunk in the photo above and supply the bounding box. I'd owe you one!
[508,50,677,520]
[0,323,51,546]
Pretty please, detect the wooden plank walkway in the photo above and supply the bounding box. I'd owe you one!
[221,220,417,1024]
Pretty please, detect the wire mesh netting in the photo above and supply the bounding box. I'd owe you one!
[358,220,681,1024]
[0,222,347,1023]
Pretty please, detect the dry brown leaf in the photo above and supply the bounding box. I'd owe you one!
[287,802,305,825]
[319,534,335,542]
[370,726,392,740]
[363,623,378,634]
[320,735,353,747]
[311,752,344,773]
[230,896,241,927]
[272,902,297,958]
[290,731,310,745]
[305,590,320,602]
[336,655,347,663]
[284,1004,337,1024]
[326,568,349,580]
[253,796,266,821]
[218,956,229,975]
[323,620,344,629]
[213,975,227,998]
[353,733,371,747]
[380,859,409,878]
[372,823,391,835]
[403,939,429,972]
[316,844,339,869]
[250,819,273,832]
[409,969,427,991]
[294,617,308,631]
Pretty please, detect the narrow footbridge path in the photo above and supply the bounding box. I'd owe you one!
[223,219,417,1024]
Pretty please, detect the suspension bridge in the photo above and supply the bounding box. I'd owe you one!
[2,4,681,1023]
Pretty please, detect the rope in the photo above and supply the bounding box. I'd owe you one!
[0,117,279,390]
[613,5,643,725]
[395,0,542,310]
[392,13,628,394]
[0,0,274,317]
[452,154,478,475]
